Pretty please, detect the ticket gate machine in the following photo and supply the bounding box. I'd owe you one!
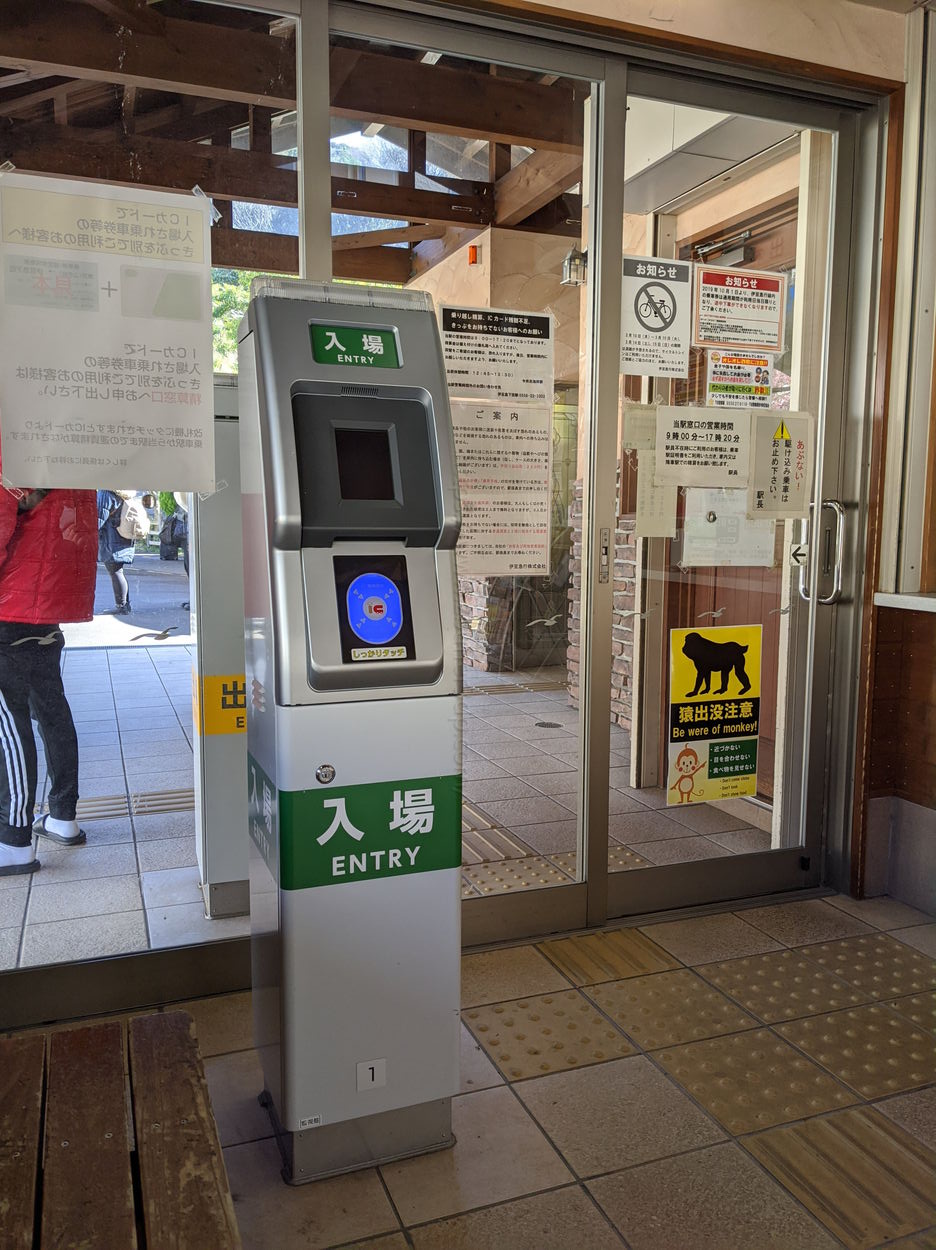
[238,281,462,1182]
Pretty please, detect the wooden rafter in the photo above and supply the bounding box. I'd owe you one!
[0,2,296,108]
[0,121,495,227]
[210,227,411,284]
[494,150,582,226]
[333,224,443,251]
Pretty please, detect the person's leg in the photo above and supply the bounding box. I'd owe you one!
[29,634,82,844]
[0,634,40,873]
[104,559,130,613]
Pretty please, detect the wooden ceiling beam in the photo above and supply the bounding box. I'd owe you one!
[494,149,582,227]
[0,1,295,107]
[0,120,298,204]
[333,224,443,251]
[210,227,412,284]
[0,121,494,226]
[330,46,583,152]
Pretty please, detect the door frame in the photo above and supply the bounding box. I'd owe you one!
[333,1,895,942]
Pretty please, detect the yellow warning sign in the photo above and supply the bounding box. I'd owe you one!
[196,674,247,736]
[668,625,762,806]
[773,420,792,442]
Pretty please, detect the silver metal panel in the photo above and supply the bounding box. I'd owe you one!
[192,405,249,907]
[281,1098,453,1184]
[301,545,445,692]
[280,869,461,1131]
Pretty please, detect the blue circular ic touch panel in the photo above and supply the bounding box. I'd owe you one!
[346,572,404,645]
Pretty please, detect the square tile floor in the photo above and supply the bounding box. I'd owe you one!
[9,895,929,1249]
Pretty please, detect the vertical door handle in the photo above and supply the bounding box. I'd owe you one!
[798,500,846,604]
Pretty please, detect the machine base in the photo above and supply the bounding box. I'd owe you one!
[260,1091,455,1184]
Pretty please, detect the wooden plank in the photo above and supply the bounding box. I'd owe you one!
[495,149,582,226]
[334,244,412,284]
[0,1034,45,1250]
[333,224,442,250]
[330,46,584,152]
[210,228,412,283]
[331,176,492,227]
[0,121,297,205]
[130,1011,241,1250]
[42,1022,137,1250]
[0,1,296,108]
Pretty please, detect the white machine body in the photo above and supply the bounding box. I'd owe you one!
[238,281,462,1182]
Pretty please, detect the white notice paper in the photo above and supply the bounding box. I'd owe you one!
[635,450,677,538]
[0,172,214,491]
[682,489,776,568]
[693,265,787,353]
[748,410,814,519]
[451,400,552,577]
[655,406,752,488]
[622,402,657,450]
[441,305,554,405]
[620,255,692,378]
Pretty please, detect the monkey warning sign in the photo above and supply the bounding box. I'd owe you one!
[667,625,762,806]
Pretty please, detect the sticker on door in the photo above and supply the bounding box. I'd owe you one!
[667,624,762,806]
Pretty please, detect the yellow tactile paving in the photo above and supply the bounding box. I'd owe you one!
[656,1028,858,1134]
[463,989,635,1080]
[549,846,652,875]
[697,949,873,1023]
[887,992,936,1034]
[538,927,681,987]
[799,934,936,1000]
[461,876,481,900]
[461,827,536,865]
[585,969,757,1050]
[745,1107,936,1250]
[462,856,573,894]
[776,1005,936,1099]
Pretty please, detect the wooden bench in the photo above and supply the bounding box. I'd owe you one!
[0,1011,242,1250]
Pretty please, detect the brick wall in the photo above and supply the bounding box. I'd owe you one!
[567,468,638,730]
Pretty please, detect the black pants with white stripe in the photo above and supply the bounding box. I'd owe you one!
[0,625,78,847]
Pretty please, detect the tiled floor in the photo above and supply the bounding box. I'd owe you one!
[23,894,924,1250]
[4,655,768,968]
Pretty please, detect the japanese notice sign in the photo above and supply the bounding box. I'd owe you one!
[622,401,657,450]
[748,411,814,519]
[247,754,462,890]
[451,400,552,576]
[0,173,213,491]
[440,306,554,405]
[620,255,692,379]
[309,324,400,369]
[682,488,776,568]
[635,450,677,538]
[705,352,773,408]
[693,265,787,353]
[655,405,751,488]
[668,624,762,806]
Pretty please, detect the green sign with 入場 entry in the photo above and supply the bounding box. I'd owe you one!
[309,324,400,368]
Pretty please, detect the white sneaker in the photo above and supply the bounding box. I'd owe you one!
[0,839,39,876]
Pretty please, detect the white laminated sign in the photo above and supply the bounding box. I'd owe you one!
[748,411,814,519]
[451,400,552,577]
[0,172,214,491]
[693,265,787,353]
[620,255,691,379]
[655,405,752,488]
[705,351,773,408]
[682,489,776,568]
[441,305,554,405]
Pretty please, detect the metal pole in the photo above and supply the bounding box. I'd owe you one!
[297,0,333,280]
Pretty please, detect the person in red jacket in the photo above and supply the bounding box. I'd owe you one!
[0,467,98,876]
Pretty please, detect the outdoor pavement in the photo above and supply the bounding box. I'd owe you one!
[64,552,194,648]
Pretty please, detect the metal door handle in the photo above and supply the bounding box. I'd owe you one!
[798,499,845,605]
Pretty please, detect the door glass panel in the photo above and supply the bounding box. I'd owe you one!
[327,34,600,903]
[608,96,833,882]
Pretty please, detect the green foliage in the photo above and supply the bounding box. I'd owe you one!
[212,267,257,373]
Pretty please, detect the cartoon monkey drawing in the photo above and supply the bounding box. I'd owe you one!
[671,746,705,804]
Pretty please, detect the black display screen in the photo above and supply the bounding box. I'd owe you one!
[335,427,396,501]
